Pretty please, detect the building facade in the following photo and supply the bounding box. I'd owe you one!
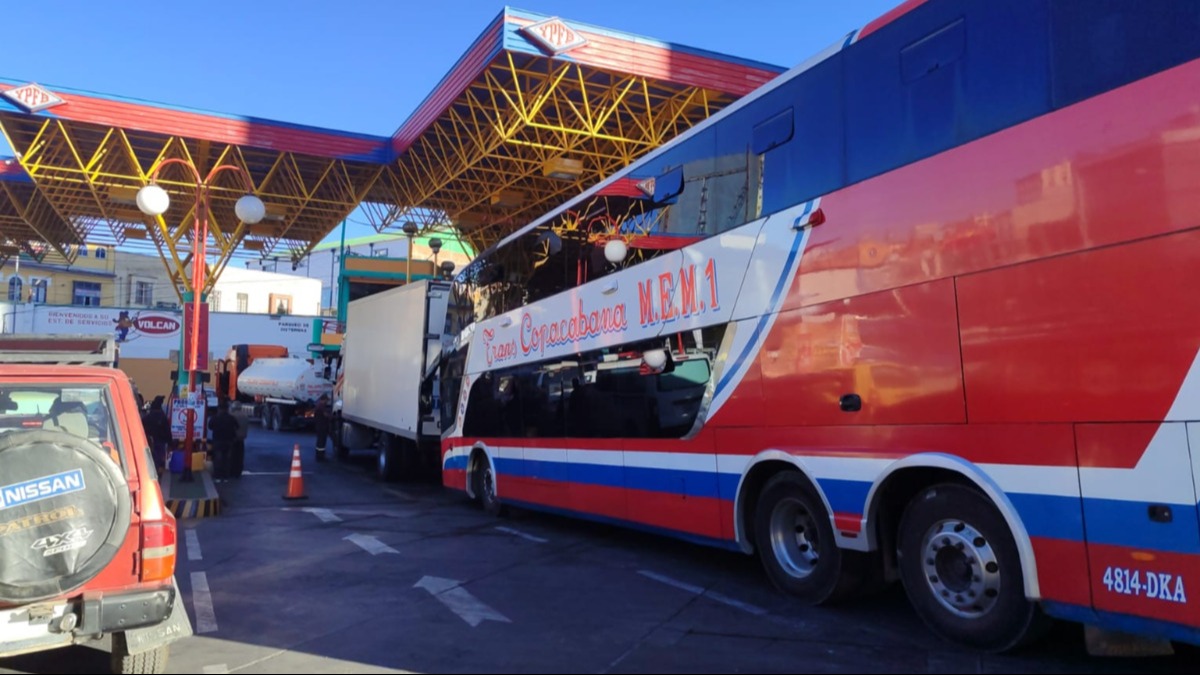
[2,247,321,316]
[2,243,116,306]
[254,231,474,313]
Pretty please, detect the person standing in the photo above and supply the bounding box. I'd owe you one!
[313,394,331,463]
[142,396,171,472]
[207,402,239,480]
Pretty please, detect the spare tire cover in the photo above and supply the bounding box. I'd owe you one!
[0,429,132,603]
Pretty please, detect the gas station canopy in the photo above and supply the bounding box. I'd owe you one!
[0,7,783,296]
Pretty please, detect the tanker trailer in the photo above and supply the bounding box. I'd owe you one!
[236,357,332,431]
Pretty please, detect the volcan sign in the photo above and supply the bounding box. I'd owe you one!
[134,315,180,335]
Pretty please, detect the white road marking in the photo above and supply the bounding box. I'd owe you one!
[495,526,548,543]
[240,471,293,476]
[202,665,230,674]
[185,529,202,561]
[414,576,511,627]
[385,488,413,500]
[344,533,398,555]
[639,570,766,616]
[304,508,342,523]
[190,572,219,633]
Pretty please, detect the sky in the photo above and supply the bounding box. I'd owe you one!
[1,0,901,251]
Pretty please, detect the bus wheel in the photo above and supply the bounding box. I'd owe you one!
[473,454,503,517]
[754,472,861,604]
[897,483,1045,652]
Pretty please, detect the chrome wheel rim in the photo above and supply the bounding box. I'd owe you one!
[920,519,1002,618]
[768,495,820,579]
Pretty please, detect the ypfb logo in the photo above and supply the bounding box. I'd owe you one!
[135,314,180,336]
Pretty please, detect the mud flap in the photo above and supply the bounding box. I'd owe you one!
[121,578,193,655]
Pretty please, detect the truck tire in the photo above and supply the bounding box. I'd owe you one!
[0,430,132,603]
[334,418,349,461]
[110,633,168,674]
[259,405,270,430]
[269,406,283,432]
[377,435,402,482]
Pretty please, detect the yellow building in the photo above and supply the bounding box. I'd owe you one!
[2,243,116,306]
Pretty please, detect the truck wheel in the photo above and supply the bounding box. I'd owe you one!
[377,435,401,482]
[269,406,283,432]
[110,633,168,674]
[259,406,270,430]
[897,483,1046,652]
[0,430,132,603]
[754,472,866,605]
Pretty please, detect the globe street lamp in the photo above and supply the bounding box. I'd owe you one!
[402,221,419,283]
[428,237,443,270]
[137,160,264,482]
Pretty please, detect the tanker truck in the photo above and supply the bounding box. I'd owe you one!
[230,356,333,432]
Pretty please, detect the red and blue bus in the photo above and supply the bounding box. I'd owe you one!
[437,0,1200,651]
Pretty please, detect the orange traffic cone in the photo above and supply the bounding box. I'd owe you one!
[282,444,307,500]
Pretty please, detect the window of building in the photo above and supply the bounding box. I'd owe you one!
[270,294,292,315]
[236,293,249,313]
[78,244,88,258]
[374,248,388,257]
[134,281,154,306]
[30,278,47,304]
[208,290,222,312]
[95,247,107,259]
[72,281,102,306]
[7,277,22,302]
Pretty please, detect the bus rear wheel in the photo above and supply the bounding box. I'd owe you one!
[897,483,1046,652]
[754,472,864,605]
[472,453,503,516]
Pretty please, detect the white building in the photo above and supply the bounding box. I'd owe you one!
[207,265,321,316]
[113,251,321,316]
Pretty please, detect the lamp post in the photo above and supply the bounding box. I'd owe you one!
[136,160,265,483]
[440,260,456,280]
[428,237,443,270]
[402,221,419,283]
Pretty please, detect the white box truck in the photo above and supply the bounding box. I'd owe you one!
[334,279,453,480]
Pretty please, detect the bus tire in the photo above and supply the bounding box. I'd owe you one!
[473,454,504,517]
[754,472,863,605]
[896,483,1047,652]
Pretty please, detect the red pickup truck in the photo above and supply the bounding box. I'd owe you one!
[0,334,191,674]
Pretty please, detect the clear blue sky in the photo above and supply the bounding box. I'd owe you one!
[2,0,900,249]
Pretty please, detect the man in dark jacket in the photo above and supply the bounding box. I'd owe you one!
[313,394,330,463]
[207,403,240,480]
[142,396,171,472]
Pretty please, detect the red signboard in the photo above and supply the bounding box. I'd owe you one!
[182,302,210,371]
[2,83,65,113]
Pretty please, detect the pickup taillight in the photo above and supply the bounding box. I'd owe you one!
[141,520,177,582]
[139,476,177,582]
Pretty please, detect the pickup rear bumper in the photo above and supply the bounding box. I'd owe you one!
[0,583,181,659]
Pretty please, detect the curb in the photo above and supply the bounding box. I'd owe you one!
[161,469,222,519]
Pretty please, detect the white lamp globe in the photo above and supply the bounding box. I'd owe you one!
[235,194,266,224]
[136,184,170,217]
[643,348,668,371]
[604,238,627,264]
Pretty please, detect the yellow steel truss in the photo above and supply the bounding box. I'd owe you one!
[0,114,383,299]
[380,52,734,253]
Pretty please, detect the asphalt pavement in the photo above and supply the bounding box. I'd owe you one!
[3,427,1198,674]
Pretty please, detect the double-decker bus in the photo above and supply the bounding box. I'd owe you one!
[436,0,1200,651]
